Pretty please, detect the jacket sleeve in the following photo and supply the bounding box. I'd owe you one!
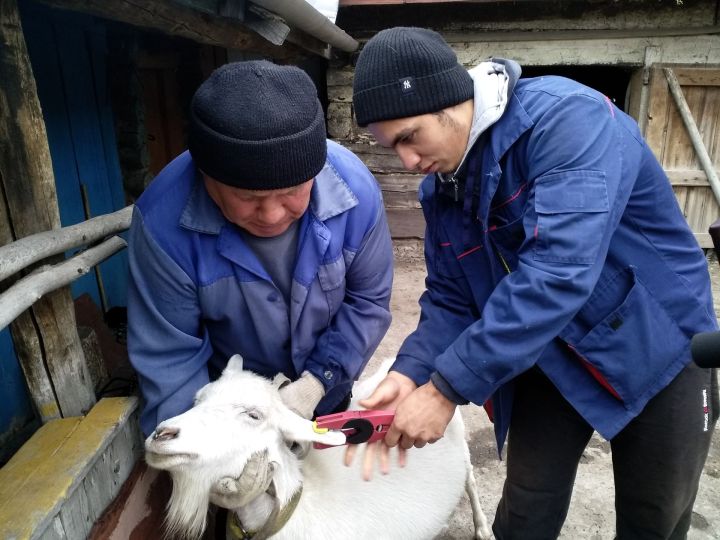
[434,94,634,404]
[127,207,211,436]
[391,190,483,386]
[303,194,394,390]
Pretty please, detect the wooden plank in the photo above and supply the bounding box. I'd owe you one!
[451,35,720,69]
[626,68,645,128]
[343,142,407,173]
[340,0,546,4]
[34,290,96,418]
[375,173,424,193]
[442,27,720,44]
[666,169,714,186]
[0,397,139,539]
[0,417,81,538]
[645,68,671,166]
[39,516,68,540]
[387,208,426,239]
[673,67,720,86]
[59,485,95,539]
[382,190,422,209]
[673,186,690,222]
[8,314,62,422]
[38,0,310,60]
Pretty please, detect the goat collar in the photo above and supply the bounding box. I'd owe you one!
[227,482,303,540]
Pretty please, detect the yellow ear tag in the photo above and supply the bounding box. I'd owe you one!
[312,420,329,434]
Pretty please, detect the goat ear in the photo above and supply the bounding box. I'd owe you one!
[223,354,245,376]
[278,408,346,446]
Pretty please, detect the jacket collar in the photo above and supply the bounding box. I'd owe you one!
[438,58,520,186]
[178,160,358,236]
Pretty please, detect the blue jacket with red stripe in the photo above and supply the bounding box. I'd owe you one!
[392,75,717,450]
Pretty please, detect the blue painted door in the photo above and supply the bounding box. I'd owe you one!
[20,0,128,311]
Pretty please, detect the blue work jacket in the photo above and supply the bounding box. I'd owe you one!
[394,76,717,450]
[128,140,393,435]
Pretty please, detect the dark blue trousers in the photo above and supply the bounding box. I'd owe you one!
[493,363,718,540]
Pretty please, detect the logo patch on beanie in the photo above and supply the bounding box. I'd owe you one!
[399,77,415,95]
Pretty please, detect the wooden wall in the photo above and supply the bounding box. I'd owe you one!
[330,0,720,239]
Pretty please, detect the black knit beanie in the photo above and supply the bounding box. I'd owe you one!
[353,27,474,127]
[188,61,327,190]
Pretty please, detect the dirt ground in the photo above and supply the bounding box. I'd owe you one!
[365,240,720,540]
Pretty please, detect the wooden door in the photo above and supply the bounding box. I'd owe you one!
[21,3,129,309]
[642,66,720,248]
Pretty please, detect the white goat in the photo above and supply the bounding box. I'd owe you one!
[145,356,492,540]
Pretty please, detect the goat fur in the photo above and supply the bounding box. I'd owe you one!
[145,356,491,539]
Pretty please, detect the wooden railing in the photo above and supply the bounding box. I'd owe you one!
[0,206,133,422]
[0,205,133,330]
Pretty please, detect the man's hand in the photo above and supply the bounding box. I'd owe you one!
[209,450,274,509]
[279,371,325,420]
[359,370,418,411]
[344,371,417,480]
[384,380,457,450]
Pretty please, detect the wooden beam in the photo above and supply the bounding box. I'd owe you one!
[673,67,720,86]
[0,0,95,421]
[37,0,313,60]
[666,169,718,187]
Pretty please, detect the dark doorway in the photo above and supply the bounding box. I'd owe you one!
[521,65,633,112]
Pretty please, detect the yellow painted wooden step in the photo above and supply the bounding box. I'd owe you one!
[0,397,139,540]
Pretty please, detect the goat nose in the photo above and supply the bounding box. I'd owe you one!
[153,426,179,441]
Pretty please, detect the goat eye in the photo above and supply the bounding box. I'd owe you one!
[246,409,262,421]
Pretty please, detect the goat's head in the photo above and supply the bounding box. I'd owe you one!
[144,355,344,538]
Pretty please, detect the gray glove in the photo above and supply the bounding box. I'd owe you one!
[209,450,274,509]
[278,371,325,420]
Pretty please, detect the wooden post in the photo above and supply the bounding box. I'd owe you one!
[0,0,95,420]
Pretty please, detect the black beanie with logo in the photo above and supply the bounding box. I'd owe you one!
[353,27,474,127]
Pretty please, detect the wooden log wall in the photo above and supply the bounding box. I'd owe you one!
[329,1,720,239]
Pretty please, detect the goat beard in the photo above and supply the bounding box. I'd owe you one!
[164,472,213,540]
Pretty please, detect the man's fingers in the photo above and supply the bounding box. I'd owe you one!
[397,446,407,468]
[358,382,395,409]
[399,435,415,450]
[384,424,401,448]
[344,444,358,467]
[379,442,390,475]
[362,441,377,481]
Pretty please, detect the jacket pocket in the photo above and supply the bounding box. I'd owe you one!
[565,267,687,404]
[318,255,346,315]
[533,170,609,265]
